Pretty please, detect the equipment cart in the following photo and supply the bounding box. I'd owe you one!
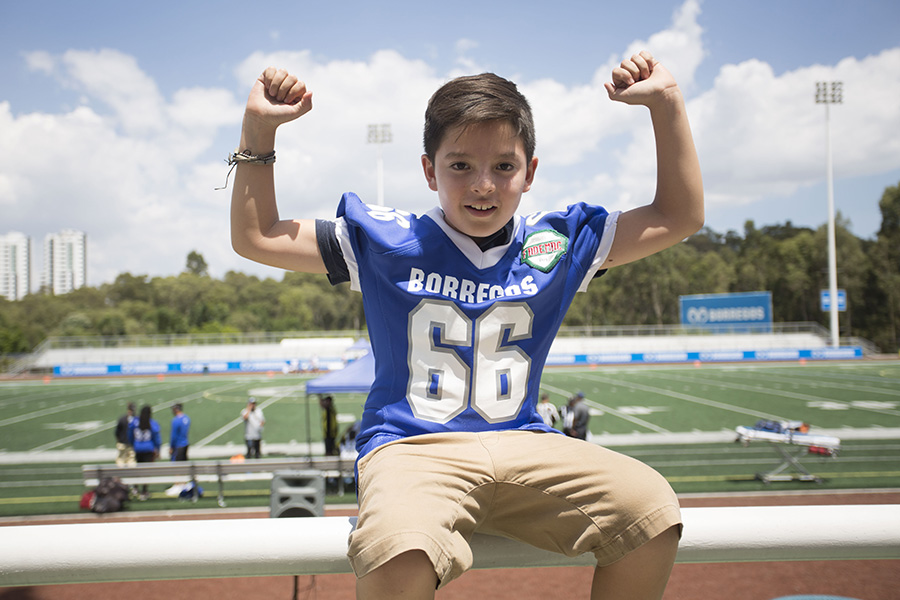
[735,420,840,484]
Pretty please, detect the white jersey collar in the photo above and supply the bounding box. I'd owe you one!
[424,207,520,270]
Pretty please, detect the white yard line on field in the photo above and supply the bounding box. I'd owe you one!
[579,372,789,422]
[28,382,246,452]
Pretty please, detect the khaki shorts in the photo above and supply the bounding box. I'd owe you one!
[347,430,681,587]
[115,442,136,467]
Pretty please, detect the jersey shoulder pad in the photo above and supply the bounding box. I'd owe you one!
[336,193,428,254]
[522,202,609,234]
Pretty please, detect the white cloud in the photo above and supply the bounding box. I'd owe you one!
[452,38,484,73]
[24,50,56,75]
[232,49,441,217]
[523,0,707,212]
[831,49,900,171]
[2,0,898,291]
[2,49,252,286]
[686,47,900,210]
[620,0,706,91]
[455,38,479,54]
[59,49,167,135]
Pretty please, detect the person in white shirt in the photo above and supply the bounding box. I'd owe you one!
[536,393,559,428]
[241,397,266,459]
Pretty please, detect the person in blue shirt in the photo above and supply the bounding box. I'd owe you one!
[169,403,191,461]
[128,404,160,500]
[230,50,702,599]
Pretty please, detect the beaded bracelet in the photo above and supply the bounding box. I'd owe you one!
[216,149,276,190]
[228,149,276,166]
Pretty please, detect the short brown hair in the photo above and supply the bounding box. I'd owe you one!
[423,73,536,162]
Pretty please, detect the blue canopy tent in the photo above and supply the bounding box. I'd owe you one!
[305,350,375,395]
[303,345,374,458]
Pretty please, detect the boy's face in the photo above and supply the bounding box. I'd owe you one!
[422,119,538,241]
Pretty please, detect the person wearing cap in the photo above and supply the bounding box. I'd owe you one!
[565,392,590,440]
[241,397,266,459]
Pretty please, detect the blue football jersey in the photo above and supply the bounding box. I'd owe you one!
[332,193,618,458]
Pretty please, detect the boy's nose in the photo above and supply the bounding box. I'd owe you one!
[472,173,495,195]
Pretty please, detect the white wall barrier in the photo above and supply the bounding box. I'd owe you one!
[50,346,864,377]
[1,505,898,587]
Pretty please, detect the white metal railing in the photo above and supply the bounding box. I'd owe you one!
[1,505,898,587]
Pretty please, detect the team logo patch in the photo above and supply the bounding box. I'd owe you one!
[521,229,568,272]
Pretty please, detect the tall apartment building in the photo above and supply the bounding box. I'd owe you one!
[43,229,87,295]
[0,232,32,300]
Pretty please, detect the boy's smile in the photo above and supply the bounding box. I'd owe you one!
[422,119,538,242]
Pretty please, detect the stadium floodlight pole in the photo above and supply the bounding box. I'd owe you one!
[367,124,392,206]
[816,81,842,348]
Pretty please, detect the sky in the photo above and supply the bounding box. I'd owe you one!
[1,0,899,289]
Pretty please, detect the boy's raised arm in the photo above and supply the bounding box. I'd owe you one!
[230,68,328,274]
[600,51,704,269]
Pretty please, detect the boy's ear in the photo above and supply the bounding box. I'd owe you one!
[522,156,539,193]
[421,154,438,191]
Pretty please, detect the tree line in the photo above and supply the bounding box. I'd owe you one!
[2,183,898,357]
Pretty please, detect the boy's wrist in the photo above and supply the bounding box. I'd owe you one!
[646,85,685,114]
[240,112,278,154]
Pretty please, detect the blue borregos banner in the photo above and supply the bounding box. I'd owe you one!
[679,291,773,332]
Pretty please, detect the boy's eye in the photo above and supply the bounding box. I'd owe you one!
[449,162,468,171]
[496,163,515,172]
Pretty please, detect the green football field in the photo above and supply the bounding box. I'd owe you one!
[1,360,899,516]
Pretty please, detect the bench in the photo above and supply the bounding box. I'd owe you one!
[82,456,355,507]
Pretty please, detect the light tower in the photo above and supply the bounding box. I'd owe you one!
[815,81,842,348]
[367,124,392,206]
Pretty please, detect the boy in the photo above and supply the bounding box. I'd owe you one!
[230,50,703,599]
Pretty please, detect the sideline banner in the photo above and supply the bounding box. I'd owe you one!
[680,291,773,332]
[544,346,862,366]
[52,357,346,377]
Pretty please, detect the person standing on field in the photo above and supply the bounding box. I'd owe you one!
[565,392,590,440]
[536,393,559,428]
[170,403,191,461]
[128,404,160,500]
[241,397,266,459]
[320,395,339,456]
[114,402,136,466]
